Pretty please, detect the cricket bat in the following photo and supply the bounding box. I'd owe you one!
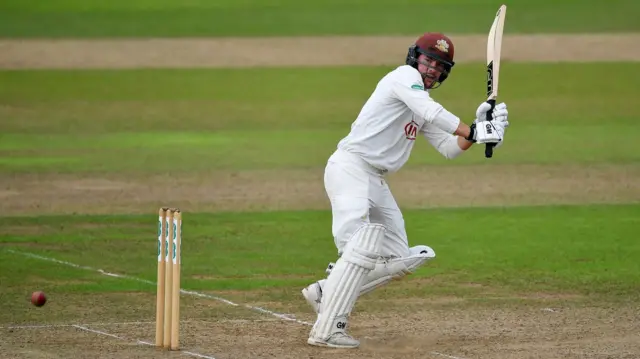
[484,4,507,158]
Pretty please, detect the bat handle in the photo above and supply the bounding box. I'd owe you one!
[485,99,496,158]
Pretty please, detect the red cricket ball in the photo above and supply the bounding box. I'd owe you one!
[31,291,47,307]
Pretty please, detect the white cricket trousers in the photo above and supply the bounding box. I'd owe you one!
[324,148,410,258]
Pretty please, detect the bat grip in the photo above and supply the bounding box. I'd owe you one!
[484,99,496,158]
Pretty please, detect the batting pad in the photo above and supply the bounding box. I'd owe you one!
[359,245,436,296]
[313,224,385,340]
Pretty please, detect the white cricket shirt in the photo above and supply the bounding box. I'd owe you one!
[336,65,462,173]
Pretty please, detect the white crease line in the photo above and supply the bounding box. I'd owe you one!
[182,350,220,359]
[83,321,155,326]
[72,325,126,341]
[72,325,217,359]
[9,249,312,326]
[2,324,76,329]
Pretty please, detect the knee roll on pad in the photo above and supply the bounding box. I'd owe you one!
[341,224,386,270]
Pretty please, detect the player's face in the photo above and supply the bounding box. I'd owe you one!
[417,54,446,88]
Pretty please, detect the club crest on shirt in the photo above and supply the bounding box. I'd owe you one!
[404,120,418,140]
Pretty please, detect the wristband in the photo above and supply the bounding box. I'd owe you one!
[465,123,477,143]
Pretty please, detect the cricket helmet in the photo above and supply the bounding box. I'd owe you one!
[406,32,456,87]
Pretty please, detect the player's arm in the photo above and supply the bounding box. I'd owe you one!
[391,70,459,133]
[393,68,509,146]
[392,68,472,139]
[420,121,472,160]
[451,122,475,150]
[402,91,476,148]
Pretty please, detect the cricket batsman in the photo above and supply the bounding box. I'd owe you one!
[302,33,510,348]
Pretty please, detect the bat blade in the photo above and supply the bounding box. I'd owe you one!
[485,4,507,159]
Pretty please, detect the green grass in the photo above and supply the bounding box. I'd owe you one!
[0,0,638,37]
[0,63,638,173]
[1,203,639,321]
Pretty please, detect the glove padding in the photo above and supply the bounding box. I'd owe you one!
[475,102,508,124]
[469,101,509,147]
[472,120,508,144]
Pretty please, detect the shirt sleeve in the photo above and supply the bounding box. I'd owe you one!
[391,66,460,134]
[420,121,465,159]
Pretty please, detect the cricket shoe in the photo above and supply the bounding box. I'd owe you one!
[307,332,360,349]
[301,263,334,313]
